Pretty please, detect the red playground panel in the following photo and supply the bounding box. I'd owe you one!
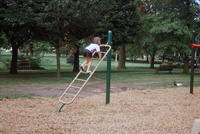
[192,44,200,48]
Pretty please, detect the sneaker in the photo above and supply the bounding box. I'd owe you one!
[80,66,84,71]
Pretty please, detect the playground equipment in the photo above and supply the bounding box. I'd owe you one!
[190,31,200,94]
[57,31,112,112]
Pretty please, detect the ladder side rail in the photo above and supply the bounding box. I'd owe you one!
[92,44,110,55]
[100,44,109,47]
[66,45,111,104]
[58,71,82,103]
[92,45,111,69]
[92,45,111,63]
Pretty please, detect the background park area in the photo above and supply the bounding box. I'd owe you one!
[1,51,200,134]
[1,51,200,98]
[1,0,200,134]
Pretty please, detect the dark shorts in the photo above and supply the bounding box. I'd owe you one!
[83,49,92,58]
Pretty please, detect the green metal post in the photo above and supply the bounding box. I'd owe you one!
[57,103,65,112]
[190,30,196,94]
[106,30,112,104]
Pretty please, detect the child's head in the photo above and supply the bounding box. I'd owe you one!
[92,37,101,45]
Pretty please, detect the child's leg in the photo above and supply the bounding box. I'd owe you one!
[81,60,88,69]
[81,49,90,70]
[86,58,92,72]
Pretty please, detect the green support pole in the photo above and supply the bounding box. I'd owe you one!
[57,103,65,112]
[106,30,112,104]
[190,30,196,94]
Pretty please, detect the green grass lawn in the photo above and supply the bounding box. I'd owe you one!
[0,54,159,73]
[1,71,199,91]
[0,54,11,72]
[1,54,199,90]
[0,94,32,101]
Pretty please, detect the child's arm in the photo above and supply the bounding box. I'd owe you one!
[98,52,102,61]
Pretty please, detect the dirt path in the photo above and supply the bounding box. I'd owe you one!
[0,81,130,98]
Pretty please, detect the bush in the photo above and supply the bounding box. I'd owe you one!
[18,55,44,70]
[0,59,11,71]
[66,51,74,65]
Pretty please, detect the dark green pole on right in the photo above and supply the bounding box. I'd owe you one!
[190,30,196,94]
[106,30,112,104]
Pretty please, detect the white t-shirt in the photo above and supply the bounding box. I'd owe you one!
[86,43,100,53]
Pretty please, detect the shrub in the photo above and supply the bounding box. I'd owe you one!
[66,51,74,65]
[18,55,44,70]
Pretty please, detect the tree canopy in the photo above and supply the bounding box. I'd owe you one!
[1,0,200,74]
[0,0,49,74]
[136,0,200,71]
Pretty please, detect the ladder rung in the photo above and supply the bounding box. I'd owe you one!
[76,79,87,82]
[81,71,92,74]
[101,52,107,54]
[70,85,81,89]
[92,58,98,60]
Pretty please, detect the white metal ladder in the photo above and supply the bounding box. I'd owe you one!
[58,44,111,107]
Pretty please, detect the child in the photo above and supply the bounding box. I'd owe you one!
[81,37,102,73]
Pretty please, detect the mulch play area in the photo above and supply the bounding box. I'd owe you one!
[1,87,200,134]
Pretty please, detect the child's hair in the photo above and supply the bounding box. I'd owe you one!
[92,37,101,45]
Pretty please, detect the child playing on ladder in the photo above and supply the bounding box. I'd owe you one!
[81,37,102,73]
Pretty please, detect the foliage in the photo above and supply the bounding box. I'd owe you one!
[40,0,99,43]
[19,41,54,56]
[66,50,74,64]
[135,0,200,68]
[195,32,200,44]
[0,32,10,49]
[126,43,144,59]
[0,0,49,74]
[95,0,141,69]
[0,0,48,42]
[0,94,32,101]
[100,0,140,47]
[64,0,100,41]
[18,55,43,70]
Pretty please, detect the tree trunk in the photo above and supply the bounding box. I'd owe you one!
[115,53,118,63]
[30,43,33,56]
[26,50,29,56]
[150,49,156,68]
[162,54,165,63]
[73,45,79,72]
[118,44,126,69]
[133,56,137,62]
[10,44,19,74]
[146,55,149,63]
[182,0,190,74]
[150,54,155,68]
[55,44,61,78]
[183,55,189,74]
[186,0,191,28]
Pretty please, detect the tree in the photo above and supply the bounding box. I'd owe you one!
[0,32,10,49]
[39,0,99,77]
[64,0,100,72]
[39,0,69,77]
[0,0,49,74]
[136,0,200,71]
[102,0,140,69]
[19,41,53,56]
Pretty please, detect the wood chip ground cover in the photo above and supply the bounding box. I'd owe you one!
[0,87,200,134]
